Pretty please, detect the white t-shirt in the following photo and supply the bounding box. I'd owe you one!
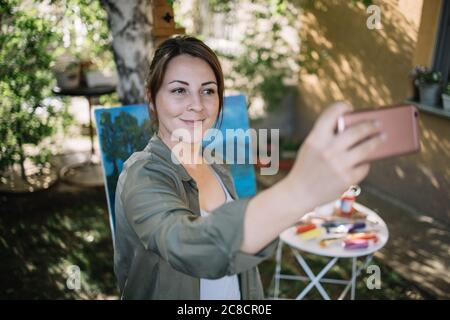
[199,170,241,300]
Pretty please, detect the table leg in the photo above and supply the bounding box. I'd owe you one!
[274,245,376,300]
[338,255,373,300]
[87,96,95,157]
[58,96,104,187]
[293,250,337,300]
[273,240,283,299]
[351,257,357,299]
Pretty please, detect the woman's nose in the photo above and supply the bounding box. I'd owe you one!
[187,93,204,112]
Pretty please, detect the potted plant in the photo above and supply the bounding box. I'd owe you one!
[416,68,442,106]
[54,60,80,89]
[409,65,427,101]
[442,83,450,111]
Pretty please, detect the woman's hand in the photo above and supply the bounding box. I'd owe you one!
[285,102,384,211]
[242,101,384,254]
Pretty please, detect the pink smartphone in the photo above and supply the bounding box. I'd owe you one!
[337,104,421,162]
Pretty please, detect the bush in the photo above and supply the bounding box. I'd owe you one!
[0,0,72,180]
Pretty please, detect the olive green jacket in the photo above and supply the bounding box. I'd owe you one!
[114,133,277,299]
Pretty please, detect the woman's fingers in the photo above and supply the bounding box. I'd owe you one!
[336,121,381,151]
[289,101,382,210]
[312,102,353,140]
[346,133,386,166]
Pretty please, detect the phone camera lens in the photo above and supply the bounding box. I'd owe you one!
[414,111,418,117]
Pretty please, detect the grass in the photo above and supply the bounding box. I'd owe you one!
[0,186,118,299]
[258,246,430,300]
[0,183,432,299]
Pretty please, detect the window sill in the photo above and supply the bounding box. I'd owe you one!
[405,98,450,120]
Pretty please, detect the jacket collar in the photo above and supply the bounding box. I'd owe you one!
[144,133,192,181]
[144,133,238,199]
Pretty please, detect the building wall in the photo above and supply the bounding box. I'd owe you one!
[296,0,450,223]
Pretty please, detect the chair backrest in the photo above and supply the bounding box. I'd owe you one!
[94,94,256,240]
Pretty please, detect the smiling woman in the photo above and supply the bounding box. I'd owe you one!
[145,36,224,137]
[150,54,220,144]
[113,36,385,300]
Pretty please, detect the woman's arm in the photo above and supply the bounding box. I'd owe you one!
[241,102,384,254]
[120,159,270,279]
[120,102,382,276]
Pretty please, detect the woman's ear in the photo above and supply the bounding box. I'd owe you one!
[148,102,155,113]
[146,89,157,115]
[148,102,158,122]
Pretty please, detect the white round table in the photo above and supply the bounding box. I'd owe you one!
[273,202,389,300]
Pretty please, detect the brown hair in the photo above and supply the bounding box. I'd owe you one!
[145,35,224,131]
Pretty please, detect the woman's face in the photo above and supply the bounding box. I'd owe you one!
[151,54,220,144]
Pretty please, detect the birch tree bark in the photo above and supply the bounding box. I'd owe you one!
[101,0,155,104]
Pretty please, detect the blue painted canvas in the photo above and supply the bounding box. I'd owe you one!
[203,95,257,199]
[94,104,153,235]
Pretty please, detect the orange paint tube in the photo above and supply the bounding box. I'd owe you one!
[296,223,316,234]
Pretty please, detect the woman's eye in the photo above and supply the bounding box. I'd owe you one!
[171,88,186,94]
[203,88,215,95]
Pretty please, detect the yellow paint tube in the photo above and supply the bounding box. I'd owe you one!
[298,227,324,240]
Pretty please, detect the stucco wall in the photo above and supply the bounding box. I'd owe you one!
[296,0,450,223]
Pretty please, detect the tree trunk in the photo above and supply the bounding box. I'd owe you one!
[101,0,155,105]
[191,0,203,35]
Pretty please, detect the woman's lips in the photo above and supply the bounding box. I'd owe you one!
[180,119,204,127]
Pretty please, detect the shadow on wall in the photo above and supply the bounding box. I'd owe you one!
[364,117,450,224]
[296,0,417,120]
[295,0,450,224]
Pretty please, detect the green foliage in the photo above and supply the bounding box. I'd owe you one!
[211,0,365,114]
[51,0,112,64]
[417,69,442,85]
[215,0,300,113]
[0,0,118,180]
[0,0,72,178]
[208,0,234,13]
[294,0,373,10]
[444,83,450,95]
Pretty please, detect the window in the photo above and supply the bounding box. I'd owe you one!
[411,0,450,118]
[433,0,450,87]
